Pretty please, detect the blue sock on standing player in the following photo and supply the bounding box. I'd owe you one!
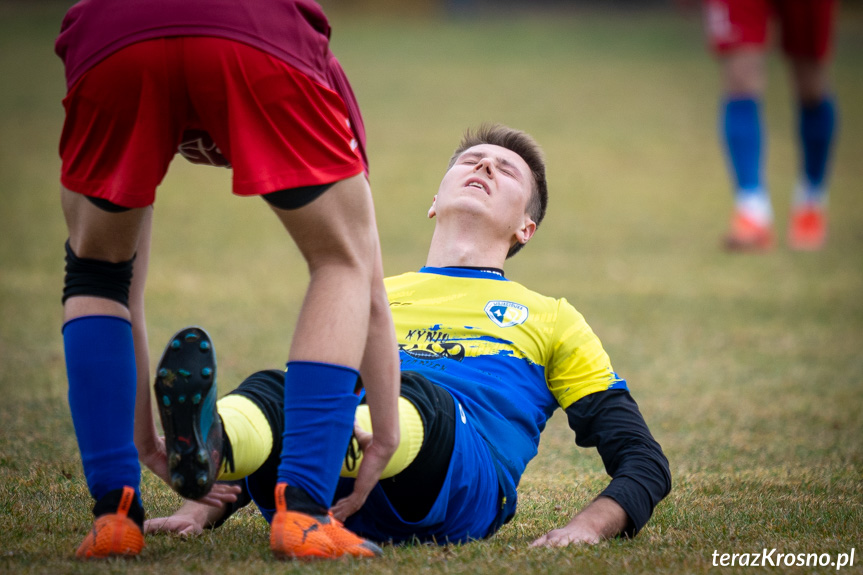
[722,97,772,224]
[796,98,836,206]
[63,315,141,501]
[277,361,360,508]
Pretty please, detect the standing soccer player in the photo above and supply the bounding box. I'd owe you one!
[55,0,399,560]
[705,0,839,251]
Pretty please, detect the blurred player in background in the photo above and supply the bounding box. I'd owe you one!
[55,0,399,560]
[145,124,671,553]
[704,0,839,251]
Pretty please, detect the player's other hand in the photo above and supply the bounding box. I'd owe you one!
[138,434,170,485]
[330,421,395,521]
[195,481,241,509]
[144,514,204,537]
[138,435,239,508]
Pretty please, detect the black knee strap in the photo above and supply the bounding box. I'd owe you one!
[62,240,135,307]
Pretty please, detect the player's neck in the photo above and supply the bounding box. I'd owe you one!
[425,224,508,269]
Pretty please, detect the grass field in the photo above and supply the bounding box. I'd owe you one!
[1,2,861,573]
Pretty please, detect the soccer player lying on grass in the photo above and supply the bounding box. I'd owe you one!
[145,124,671,552]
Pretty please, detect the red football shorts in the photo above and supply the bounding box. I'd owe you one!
[59,36,365,208]
[704,0,837,61]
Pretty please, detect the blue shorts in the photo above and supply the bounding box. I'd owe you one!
[337,397,502,544]
[236,371,507,544]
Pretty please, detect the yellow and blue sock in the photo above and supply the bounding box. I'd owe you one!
[277,361,360,508]
[63,315,140,500]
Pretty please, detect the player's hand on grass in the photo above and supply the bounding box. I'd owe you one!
[529,496,629,548]
[144,514,205,536]
[330,421,396,521]
[530,524,602,547]
[145,483,240,536]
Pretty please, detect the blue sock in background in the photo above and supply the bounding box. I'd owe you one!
[722,97,764,195]
[277,361,360,508]
[63,315,141,501]
[799,98,836,202]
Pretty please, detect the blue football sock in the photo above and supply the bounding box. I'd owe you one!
[722,98,764,195]
[799,98,836,202]
[277,361,360,508]
[63,315,140,501]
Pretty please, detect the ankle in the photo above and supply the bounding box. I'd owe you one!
[276,483,328,516]
[92,486,144,529]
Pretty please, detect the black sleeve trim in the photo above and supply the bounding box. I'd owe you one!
[564,389,671,537]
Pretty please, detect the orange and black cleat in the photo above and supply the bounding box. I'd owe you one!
[76,486,145,559]
[270,483,382,560]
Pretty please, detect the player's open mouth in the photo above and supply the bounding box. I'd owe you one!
[465,179,489,194]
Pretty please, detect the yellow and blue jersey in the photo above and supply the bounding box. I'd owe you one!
[217,266,666,543]
[386,267,628,497]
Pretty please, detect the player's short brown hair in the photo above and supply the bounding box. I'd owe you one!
[448,124,548,258]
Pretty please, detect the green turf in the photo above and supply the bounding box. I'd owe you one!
[1,2,861,573]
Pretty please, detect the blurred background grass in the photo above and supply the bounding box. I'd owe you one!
[0,1,861,573]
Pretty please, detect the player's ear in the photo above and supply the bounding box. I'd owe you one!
[427,195,437,219]
[515,216,536,245]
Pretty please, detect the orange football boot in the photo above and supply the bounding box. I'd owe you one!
[76,486,144,559]
[270,483,382,559]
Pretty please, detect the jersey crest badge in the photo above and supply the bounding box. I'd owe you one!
[484,301,528,328]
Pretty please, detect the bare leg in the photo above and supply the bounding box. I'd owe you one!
[717,49,774,250]
[268,173,399,507]
[61,186,150,556]
[789,57,831,104]
[270,175,378,367]
[61,187,149,322]
[720,48,766,97]
[786,57,836,249]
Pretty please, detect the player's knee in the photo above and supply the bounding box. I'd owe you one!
[723,52,766,95]
[62,240,135,307]
[307,253,375,289]
[307,226,377,278]
[792,62,830,103]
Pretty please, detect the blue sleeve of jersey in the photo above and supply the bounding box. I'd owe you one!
[565,389,671,537]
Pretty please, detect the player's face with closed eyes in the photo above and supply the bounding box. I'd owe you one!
[430,144,534,235]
